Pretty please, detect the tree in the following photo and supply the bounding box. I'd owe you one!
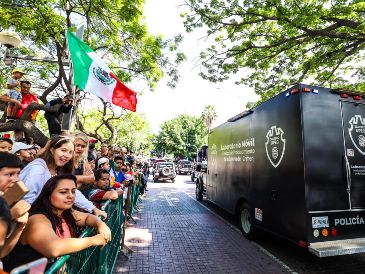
[201,104,217,133]
[183,0,365,104]
[153,114,207,159]
[0,0,185,144]
[79,107,153,155]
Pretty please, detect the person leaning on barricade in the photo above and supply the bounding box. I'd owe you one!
[81,169,123,209]
[19,135,107,219]
[3,174,111,272]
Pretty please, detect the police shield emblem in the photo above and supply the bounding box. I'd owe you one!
[265,126,286,168]
[348,115,365,155]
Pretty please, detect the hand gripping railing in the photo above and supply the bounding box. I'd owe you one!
[46,198,124,274]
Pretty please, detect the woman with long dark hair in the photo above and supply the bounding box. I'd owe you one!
[3,174,111,271]
[20,135,107,218]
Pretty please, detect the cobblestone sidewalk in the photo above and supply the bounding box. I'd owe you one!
[113,181,288,274]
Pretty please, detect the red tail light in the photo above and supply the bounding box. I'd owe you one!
[340,93,349,98]
[353,95,362,100]
[299,240,307,248]
[302,87,311,92]
[291,88,299,95]
[331,228,337,236]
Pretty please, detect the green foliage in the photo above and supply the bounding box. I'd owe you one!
[79,108,152,155]
[184,0,365,105]
[35,113,50,138]
[153,114,207,158]
[0,0,185,90]
[201,104,217,132]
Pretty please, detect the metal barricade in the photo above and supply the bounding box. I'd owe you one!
[46,198,123,274]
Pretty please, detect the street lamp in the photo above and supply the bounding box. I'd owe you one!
[0,30,69,66]
[0,30,21,65]
[0,31,21,48]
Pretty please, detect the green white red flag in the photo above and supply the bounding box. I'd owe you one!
[67,31,137,112]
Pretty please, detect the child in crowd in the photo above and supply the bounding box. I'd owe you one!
[87,155,96,171]
[97,157,110,170]
[6,68,25,119]
[82,169,123,209]
[11,142,34,169]
[0,138,13,153]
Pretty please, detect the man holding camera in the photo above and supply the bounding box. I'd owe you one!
[44,95,73,137]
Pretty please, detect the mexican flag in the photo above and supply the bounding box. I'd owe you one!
[67,31,137,112]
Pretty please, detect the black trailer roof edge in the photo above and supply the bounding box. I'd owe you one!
[227,110,253,122]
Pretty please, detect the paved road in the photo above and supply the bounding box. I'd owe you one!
[113,175,288,274]
[114,175,365,273]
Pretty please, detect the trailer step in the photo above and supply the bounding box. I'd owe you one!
[309,238,365,257]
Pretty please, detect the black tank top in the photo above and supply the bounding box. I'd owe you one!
[3,241,53,271]
[74,160,84,176]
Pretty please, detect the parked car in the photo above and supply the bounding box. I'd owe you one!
[153,162,176,183]
[176,160,193,175]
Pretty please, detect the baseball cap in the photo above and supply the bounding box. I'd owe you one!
[97,157,109,167]
[12,68,26,74]
[11,142,33,154]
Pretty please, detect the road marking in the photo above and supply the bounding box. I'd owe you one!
[161,191,175,206]
[185,192,297,274]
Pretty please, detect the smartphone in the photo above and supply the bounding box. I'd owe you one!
[3,181,29,207]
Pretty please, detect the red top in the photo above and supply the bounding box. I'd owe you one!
[15,92,39,120]
[55,218,72,238]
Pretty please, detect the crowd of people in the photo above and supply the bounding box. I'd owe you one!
[0,132,150,272]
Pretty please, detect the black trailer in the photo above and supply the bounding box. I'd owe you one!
[196,84,365,257]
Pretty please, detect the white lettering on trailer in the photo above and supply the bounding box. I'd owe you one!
[334,216,365,226]
[220,138,255,151]
[220,138,256,163]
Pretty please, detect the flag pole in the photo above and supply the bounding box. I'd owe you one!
[62,26,84,132]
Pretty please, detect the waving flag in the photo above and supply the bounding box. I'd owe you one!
[67,31,137,112]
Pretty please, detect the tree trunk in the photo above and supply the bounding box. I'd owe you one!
[0,120,48,146]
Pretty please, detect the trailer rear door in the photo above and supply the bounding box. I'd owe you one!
[341,101,365,209]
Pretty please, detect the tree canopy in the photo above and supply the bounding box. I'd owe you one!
[0,0,185,144]
[201,104,217,133]
[183,0,365,104]
[80,106,153,155]
[153,114,207,159]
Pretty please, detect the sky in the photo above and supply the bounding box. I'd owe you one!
[135,0,259,133]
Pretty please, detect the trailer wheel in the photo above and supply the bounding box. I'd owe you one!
[196,182,203,201]
[239,203,255,239]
